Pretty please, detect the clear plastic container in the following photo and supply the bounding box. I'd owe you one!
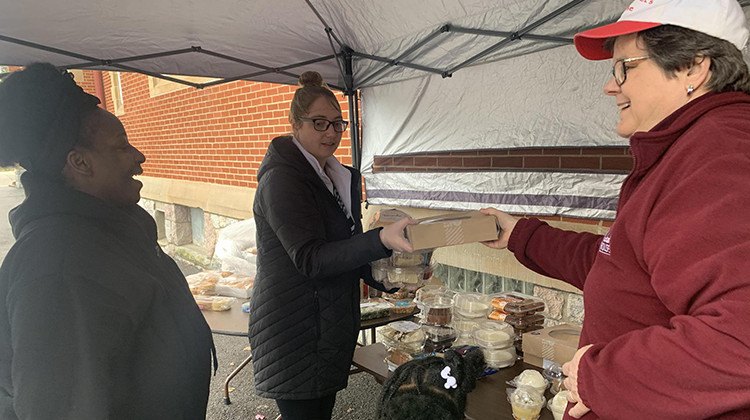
[543,363,566,395]
[391,249,434,267]
[507,386,546,420]
[547,390,570,420]
[381,320,426,354]
[503,313,545,328]
[453,292,493,318]
[371,259,389,282]
[451,319,478,334]
[360,299,394,320]
[420,296,454,325]
[386,348,413,370]
[491,292,546,316]
[423,325,458,353]
[508,369,549,396]
[473,325,514,349]
[414,285,454,307]
[482,346,517,369]
[388,299,417,315]
[194,295,234,311]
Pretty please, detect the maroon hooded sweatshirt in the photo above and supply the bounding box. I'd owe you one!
[509,92,750,419]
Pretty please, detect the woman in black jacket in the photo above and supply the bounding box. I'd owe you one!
[249,71,413,420]
[0,63,215,419]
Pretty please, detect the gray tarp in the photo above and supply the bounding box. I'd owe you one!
[1,0,748,218]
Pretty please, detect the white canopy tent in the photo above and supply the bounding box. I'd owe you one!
[2,0,748,219]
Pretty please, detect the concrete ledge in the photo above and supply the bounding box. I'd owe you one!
[137,176,254,220]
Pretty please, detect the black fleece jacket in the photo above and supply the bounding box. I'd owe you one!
[0,173,214,420]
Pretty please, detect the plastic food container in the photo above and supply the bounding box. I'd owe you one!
[482,346,517,369]
[503,313,545,328]
[388,299,417,315]
[423,324,458,353]
[543,363,566,395]
[360,299,393,320]
[194,295,234,311]
[547,390,570,420]
[421,296,454,325]
[386,348,413,370]
[391,249,434,267]
[491,292,546,316]
[381,321,426,354]
[451,319,479,334]
[507,386,546,420]
[473,325,514,349]
[453,292,492,318]
[371,259,389,282]
[508,369,549,396]
[384,264,434,290]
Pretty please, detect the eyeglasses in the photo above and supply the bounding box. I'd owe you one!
[298,118,349,133]
[612,55,650,86]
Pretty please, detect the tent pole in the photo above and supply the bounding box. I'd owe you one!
[344,51,361,170]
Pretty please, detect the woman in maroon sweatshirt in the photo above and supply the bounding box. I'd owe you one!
[482,1,750,419]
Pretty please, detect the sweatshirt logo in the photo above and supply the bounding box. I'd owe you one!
[599,229,612,256]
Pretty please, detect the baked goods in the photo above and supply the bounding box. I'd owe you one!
[508,386,546,420]
[381,321,426,354]
[194,295,234,311]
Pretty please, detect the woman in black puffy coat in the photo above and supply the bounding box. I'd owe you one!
[249,71,413,420]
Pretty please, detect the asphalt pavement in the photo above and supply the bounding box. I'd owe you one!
[0,170,382,420]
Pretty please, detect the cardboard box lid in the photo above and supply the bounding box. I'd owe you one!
[522,323,582,369]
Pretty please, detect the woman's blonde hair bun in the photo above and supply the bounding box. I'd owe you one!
[298,71,328,89]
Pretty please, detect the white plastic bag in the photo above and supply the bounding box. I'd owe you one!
[214,218,258,277]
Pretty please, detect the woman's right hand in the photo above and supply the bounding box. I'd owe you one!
[479,207,518,250]
[379,217,415,253]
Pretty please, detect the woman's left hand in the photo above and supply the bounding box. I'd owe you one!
[562,344,593,418]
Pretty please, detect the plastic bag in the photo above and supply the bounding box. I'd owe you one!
[214,218,258,277]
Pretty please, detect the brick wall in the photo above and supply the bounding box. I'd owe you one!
[93,71,352,189]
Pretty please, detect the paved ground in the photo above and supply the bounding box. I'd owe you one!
[0,172,383,420]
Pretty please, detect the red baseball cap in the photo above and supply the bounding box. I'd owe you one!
[574,0,750,61]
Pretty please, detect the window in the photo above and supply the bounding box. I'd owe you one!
[148,74,219,97]
[109,72,124,116]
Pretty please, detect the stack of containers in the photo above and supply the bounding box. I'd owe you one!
[414,285,457,353]
[371,249,435,292]
[489,292,546,355]
[453,292,517,369]
[381,320,427,370]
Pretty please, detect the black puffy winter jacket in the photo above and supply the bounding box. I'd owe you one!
[249,136,390,399]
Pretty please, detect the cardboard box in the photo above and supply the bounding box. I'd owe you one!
[522,324,582,369]
[406,211,499,251]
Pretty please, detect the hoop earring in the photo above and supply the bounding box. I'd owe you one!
[687,85,695,95]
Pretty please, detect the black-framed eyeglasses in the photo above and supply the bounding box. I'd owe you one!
[612,55,650,86]
[298,117,349,133]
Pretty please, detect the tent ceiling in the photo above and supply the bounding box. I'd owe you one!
[0,0,631,91]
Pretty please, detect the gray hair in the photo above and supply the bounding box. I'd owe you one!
[605,25,750,94]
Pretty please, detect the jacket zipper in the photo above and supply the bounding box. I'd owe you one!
[313,289,320,339]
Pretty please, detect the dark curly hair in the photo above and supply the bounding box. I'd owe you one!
[0,63,100,177]
[377,347,486,420]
